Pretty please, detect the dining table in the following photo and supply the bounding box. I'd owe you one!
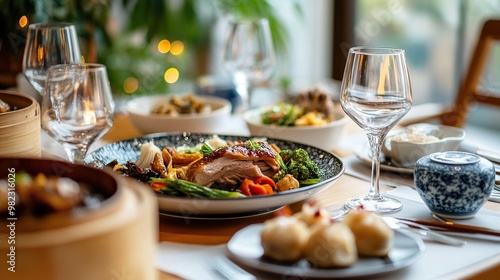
[41,103,500,280]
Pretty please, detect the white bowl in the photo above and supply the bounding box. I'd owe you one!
[127,94,232,134]
[243,106,348,151]
[382,123,466,168]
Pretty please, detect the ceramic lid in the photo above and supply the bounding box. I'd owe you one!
[429,151,481,165]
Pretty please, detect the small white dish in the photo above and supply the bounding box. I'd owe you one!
[382,123,465,168]
[126,94,232,134]
[243,105,348,151]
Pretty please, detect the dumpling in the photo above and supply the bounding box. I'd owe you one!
[260,216,310,262]
[343,209,394,257]
[293,201,331,229]
[304,223,357,268]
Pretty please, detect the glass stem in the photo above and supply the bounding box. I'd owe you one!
[62,143,88,164]
[367,133,385,200]
[235,83,254,112]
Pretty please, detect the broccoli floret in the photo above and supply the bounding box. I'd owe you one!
[274,148,321,185]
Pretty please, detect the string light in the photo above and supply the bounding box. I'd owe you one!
[170,41,184,56]
[124,77,139,94]
[158,39,171,54]
[19,15,28,28]
[164,68,179,83]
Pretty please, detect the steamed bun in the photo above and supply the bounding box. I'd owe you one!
[343,209,394,257]
[304,223,357,268]
[260,216,310,262]
[293,201,331,229]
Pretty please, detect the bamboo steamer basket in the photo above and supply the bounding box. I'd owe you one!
[0,158,159,280]
[0,90,41,158]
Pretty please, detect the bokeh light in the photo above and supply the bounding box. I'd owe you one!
[124,77,139,94]
[170,41,184,56]
[19,16,28,28]
[158,39,171,54]
[164,68,179,84]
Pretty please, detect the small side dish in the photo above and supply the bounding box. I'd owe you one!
[261,88,337,127]
[126,94,232,134]
[151,94,211,116]
[382,123,465,168]
[244,89,347,150]
[260,204,394,267]
[108,135,322,198]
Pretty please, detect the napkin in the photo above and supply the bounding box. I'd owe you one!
[155,242,227,280]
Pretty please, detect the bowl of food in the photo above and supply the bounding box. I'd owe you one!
[382,123,465,168]
[0,158,158,280]
[243,89,348,151]
[127,94,232,134]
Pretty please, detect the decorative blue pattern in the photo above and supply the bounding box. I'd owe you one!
[414,151,495,219]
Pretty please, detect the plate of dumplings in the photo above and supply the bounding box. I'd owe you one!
[227,204,425,278]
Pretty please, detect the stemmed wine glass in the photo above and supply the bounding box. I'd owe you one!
[23,22,82,95]
[41,63,114,164]
[222,18,276,111]
[340,47,413,213]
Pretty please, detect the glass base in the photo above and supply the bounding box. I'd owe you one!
[345,196,403,214]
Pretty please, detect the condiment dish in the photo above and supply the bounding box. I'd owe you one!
[382,123,465,168]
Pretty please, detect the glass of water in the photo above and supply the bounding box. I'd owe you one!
[340,47,413,213]
[41,63,114,164]
[23,22,81,95]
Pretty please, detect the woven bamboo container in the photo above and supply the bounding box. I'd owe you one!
[0,90,41,158]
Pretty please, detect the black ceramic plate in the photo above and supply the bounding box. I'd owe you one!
[84,133,345,216]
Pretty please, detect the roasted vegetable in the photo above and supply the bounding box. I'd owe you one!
[136,141,162,169]
[261,103,303,126]
[275,149,321,185]
[240,176,275,196]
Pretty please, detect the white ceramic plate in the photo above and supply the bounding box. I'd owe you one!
[227,224,425,278]
[84,133,345,217]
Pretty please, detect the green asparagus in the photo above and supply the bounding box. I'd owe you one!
[152,178,246,198]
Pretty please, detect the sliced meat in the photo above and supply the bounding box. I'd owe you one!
[186,142,280,186]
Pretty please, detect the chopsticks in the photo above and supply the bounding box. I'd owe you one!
[396,217,500,238]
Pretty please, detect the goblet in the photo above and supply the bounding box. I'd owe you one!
[222,18,276,111]
[23,22,81,95]
[340,47,413,213]
[41,64,114,164]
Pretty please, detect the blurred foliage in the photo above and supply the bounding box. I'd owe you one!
[1,0,300,96]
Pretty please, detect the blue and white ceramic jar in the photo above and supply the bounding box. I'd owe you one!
[414,151,495,219]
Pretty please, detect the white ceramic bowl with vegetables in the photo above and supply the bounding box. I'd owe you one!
[243,103,348,152]
[127,94,232,134]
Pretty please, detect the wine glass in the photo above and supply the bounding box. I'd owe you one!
[222,18,276,111]
[340,47,413,213]
[23,22,82,95]
[41,63,114,164]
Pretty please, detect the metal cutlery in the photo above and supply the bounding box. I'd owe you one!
[397,217,500,238]
[383,217,467,246]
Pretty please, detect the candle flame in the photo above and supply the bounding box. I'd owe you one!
[82,100,96,125]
